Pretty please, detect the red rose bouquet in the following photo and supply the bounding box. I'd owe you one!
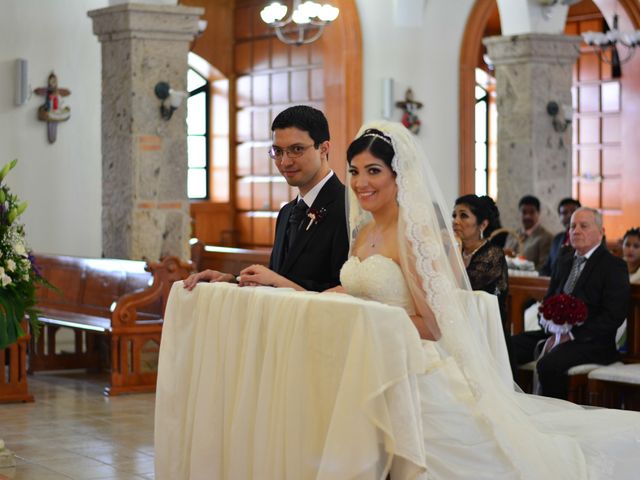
[538,293,588,353]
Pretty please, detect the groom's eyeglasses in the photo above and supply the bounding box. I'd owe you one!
[268,144,316,160]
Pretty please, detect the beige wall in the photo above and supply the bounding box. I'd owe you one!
[0,0,109,257]
[356,0,475,207]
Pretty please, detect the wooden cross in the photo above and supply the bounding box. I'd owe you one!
[34,72,71,144]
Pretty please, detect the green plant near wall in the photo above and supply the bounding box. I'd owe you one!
[0,159,49,349]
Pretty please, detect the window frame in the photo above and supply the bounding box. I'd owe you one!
[187,68,211,200]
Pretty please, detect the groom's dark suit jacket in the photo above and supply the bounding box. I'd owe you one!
[269,174,349,292]
[546,245,629,351]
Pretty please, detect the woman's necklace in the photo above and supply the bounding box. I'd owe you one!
[368,223,392,249]
[369,228,382,248]
[462,240,487,260]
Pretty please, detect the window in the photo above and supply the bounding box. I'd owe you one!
[187,68,209,199]
[474,68,497,198]
[187,53,230,204]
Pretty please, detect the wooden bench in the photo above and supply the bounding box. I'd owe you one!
[587,284,640,409]
[0,320,33,403]
[191,241,271,274]
[506,275,549,336]
[30,254,193,395]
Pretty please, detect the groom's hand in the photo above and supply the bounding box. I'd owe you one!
[238,265,281,287]
[183,269,235,291]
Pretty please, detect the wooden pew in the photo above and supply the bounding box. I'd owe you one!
[30,254,193,395]
[506,276,549,335]
[0,320,33,403]
[587,284,640,409]
[191,241,271,274]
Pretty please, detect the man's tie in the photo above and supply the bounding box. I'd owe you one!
[563,255,587,294]
[286,199,308,252]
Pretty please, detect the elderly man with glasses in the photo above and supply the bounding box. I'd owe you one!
[184,105,348,292]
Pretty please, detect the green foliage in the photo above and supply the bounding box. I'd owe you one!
[0,159,48,349]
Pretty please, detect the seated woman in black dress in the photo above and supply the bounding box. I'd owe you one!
[452,195,508,321]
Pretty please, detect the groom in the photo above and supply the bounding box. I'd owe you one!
[184,105,348,292]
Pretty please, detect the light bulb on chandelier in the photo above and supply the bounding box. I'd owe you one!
[260,1,340,46]
[581,11,640,77]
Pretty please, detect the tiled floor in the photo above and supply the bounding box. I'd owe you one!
[0,372,155,480]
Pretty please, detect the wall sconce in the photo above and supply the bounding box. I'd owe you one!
[546,101,573,133]
[154,82,187,120]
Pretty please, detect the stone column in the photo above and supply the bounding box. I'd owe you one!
[89,3,203,261]
[483,34,580,232]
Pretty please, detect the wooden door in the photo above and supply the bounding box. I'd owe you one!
[567,1,640,239]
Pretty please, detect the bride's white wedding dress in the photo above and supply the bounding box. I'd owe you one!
[341,254,640,480]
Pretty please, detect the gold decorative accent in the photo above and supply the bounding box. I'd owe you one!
[489,227,524,253]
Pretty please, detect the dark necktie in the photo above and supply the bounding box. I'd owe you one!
[286,199,308,252]
[563,255,587,294]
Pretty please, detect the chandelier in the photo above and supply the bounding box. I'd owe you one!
[582,13,640,76]
[260,1,340,46]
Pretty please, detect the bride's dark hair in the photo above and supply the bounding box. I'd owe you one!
[346,128,395,169]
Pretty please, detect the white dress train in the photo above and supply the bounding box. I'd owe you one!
[340,254,640,480]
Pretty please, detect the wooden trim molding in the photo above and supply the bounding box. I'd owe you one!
[459,0,496,196]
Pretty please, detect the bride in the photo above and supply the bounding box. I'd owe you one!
[339,120,640,479]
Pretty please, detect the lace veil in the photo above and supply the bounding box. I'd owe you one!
[346,121,589,479]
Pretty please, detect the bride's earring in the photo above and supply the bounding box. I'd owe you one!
[479,229,484,240]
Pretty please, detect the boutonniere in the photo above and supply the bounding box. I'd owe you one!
[305,207,327,231]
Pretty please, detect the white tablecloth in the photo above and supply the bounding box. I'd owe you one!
[154,283,428,480]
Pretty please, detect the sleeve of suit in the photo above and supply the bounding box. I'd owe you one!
[579,258,630,340]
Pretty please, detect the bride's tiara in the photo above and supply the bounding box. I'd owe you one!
[362,131,393,147]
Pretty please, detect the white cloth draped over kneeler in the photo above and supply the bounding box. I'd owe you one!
[154,282,431,480]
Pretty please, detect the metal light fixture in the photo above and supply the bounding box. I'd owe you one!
[537,0,582,19]
[582,12,640,77]
[154,82,187,120]
[546,101,572,133]
[260,1,339,46]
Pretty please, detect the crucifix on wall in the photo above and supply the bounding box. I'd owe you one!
[34,72,71,144]
[396,88,423,134]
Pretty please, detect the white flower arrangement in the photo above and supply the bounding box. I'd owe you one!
[0,159,47,349]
